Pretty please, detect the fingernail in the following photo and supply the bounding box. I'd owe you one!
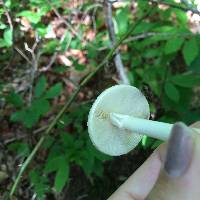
[164,122,193,177]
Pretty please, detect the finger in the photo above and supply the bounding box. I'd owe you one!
[191,121,200,128]
[147,122,200,200]
[107,121,200,200]
[108,146,163,200]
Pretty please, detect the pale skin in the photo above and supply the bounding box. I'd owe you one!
[108,122,200,200]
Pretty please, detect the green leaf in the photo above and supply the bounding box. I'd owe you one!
[164,82,180,102]
[44,156,62,174]
[115,7,129,35]
[189,54,200,72]
[29,169,49,200]
[32,98,50,116]
[182,38,199,66]
[171,73,200,88]
[54,157,69,193]
[10,110,25,122]
[17,11,42,24]
[8,142,30,157]
[34,76,47,98]
[164,38,184,54]
[151,140,163,149]
[42,40,59,54]
[60,132,74,147]
[3,28,13,47]
[45,83,63,99]
[23,108,40,128]
[0,23,7,29]
[0,39,7,48]
[175,10,188,25]
[5,92,23,107]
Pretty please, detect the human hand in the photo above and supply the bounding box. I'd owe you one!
[108,121,200,200]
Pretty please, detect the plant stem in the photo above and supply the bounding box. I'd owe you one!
[150,0,200,16]
[9,10,152,198]
[104,0,130,84]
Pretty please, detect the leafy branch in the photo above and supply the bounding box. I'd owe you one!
[9,9,152,198]
[150,0,200,16]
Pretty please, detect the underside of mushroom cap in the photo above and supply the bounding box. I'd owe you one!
[87,85,150,156]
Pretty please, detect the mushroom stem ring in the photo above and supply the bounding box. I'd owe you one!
[87,85,200,156]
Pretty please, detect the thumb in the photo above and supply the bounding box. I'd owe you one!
[147,122,200,200]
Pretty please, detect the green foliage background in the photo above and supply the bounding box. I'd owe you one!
[1,0,200,199]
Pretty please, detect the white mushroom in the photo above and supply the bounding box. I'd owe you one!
[87,85,150,156]
[88,85,200,156]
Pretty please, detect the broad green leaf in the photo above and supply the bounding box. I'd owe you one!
[53,66,68,73]
[31,98,50,116]
[45,83,63,99]
[0,39,7,48]
[142,136,155,149]
[54,157,69,192]
[115,7,129,35]
[0,23,7,29]
[175,10,188,26]
[42,40,59,54]
[44,156,62,173]
[5,92,23,107]
[189,54,200,72]
[8,142,30,157]
[17,11,42,24]
[151,140,163,149]
[3,28,13,47]
[23,108,40,128]
[5,0,11,8]
[164,82,180,102]
[36,24,47,37]
[29,169,49,200]
[10,110,25,122]
[182,38,199,66]
[164,38,184,54]
[60,132,74,147]
[79,150,94,176]
[171,73,200,88]
[43,136,55,149]
[34,76,47,98]
[74,62,85,71]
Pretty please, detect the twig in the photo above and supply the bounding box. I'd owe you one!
[46,0,82,40]
[24,35,41,105]
[2,2,13,31]
[98,31,199,51]
[39,31,72,72]
[3,125,49,145]
[14,47,32,65]
[149,0,200,16]
[9,10,152,198]
[80,3,102,31]
[181,0,200,14]
[104,0,130,84]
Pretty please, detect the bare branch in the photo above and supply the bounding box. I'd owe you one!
[14,46,32,65]
[104,0,130,84]
[24,35,41,105]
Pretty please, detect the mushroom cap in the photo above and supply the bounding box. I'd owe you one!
[87,85,150,156]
